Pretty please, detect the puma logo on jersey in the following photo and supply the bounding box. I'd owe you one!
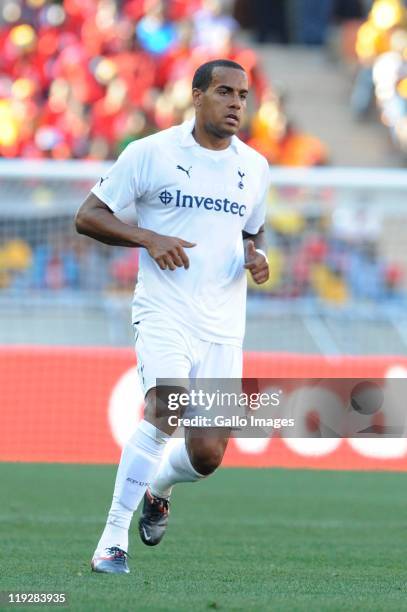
[176,164,192,178]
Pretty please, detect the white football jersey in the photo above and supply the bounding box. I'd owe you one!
[91,118,270,346]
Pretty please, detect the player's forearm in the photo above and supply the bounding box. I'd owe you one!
[75,206,151,248]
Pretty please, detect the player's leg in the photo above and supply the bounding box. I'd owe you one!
[140,343,241,546]
[138,430,229,547]
[151,340,242,492]
[91,319,191,573]
[151,427,229,496]
[185,428,230,474]
[91,387,184,573]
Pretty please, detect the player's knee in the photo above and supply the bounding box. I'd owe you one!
[188,440,227,476]
[143,386,186,421]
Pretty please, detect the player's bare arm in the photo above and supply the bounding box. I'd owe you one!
[243,224,269,284]
[75,192,196,270]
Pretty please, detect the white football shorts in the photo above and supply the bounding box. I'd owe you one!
[134,315,243,396]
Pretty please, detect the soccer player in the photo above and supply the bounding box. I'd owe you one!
[75,59,270,574]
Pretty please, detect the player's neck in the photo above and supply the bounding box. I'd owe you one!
[192,124,231,151]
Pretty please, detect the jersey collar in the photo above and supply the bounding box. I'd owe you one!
[179,118,242,154]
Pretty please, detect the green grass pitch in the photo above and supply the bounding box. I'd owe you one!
[1,463,407,611]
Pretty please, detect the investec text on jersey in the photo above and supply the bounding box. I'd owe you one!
[159,189,247,217]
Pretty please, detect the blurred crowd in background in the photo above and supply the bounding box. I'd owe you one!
[1,0,406,305]
[352,0,407,154]
[0,0,329,165]
[249,188,403,304]
[236,0,371,45]
[0,229,136,293]
[1,0,406,159]
[1,187,403,305]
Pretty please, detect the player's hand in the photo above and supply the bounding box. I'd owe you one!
[244,240,269,284]
[144,231,196,270]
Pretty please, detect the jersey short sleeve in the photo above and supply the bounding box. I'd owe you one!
[91,142,144,213]
[243,159,270,235]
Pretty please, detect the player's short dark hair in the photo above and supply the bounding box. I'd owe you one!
[192,59,246,92]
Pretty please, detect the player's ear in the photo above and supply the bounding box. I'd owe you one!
[192,88,203,108]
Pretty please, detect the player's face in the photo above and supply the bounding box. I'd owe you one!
[193,67,249,138]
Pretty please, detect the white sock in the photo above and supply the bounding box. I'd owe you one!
[95,420,170,554]
[150,438,205,499]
